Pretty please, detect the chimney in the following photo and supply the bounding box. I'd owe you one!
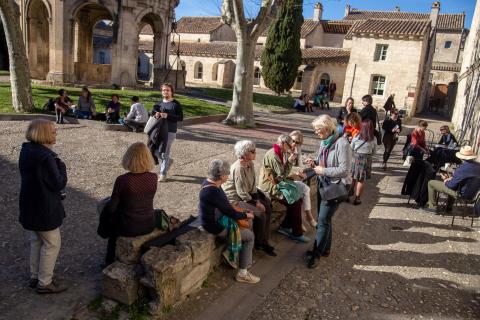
[430,1,440,29]
[345,4,351,18]
[394,6,400,12]
[313,2,323,21]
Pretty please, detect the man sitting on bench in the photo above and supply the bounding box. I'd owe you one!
[425,146,480,213]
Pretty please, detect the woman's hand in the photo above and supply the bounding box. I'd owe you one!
[246,211,254,219]
[306,157,315,168]
[288,153,298,163]
[313,165,324,175]
[255,201,265,212]
[160,112,168,119]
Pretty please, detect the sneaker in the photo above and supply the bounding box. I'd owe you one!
[36,280,68,294]
[235,271,260,284]
[158,174,167,182]
[290,234,310,243]
[277,227,292,237]
[222,250,238,269]
[28,278,38,288]
[307,256,319,269]
[308,219,317,228]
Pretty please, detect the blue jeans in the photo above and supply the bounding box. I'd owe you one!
[74,110,92,119]
[313,199,339,257]
[158,132,176,175]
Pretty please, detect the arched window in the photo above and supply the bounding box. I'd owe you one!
[320,73,330,86]
[194,62,203,80]
[253,67,261,85]
[293,71,303,90]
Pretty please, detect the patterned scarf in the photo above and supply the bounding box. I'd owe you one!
[318,133,338,167]
[219,215,242,263]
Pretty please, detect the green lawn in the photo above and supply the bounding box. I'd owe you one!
[0,83,229,117]
[193,87,295,112]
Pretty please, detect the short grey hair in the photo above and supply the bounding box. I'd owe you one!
[234,140,256,159]
[277,134,293,146]
[312,114,337,133]
[207,159,230,181]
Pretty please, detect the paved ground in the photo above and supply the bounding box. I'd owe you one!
[0,107,479,319]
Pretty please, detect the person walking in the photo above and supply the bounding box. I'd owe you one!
[381,110,402,169]
[151,83,183,182]
[19,119,68,293]
[306,115,352,268]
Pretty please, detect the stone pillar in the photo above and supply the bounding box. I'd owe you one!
[111,6,138,87]
[46,0,66,83]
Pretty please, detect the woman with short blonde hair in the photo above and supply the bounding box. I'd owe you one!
[104,142,158,265]
[19,119,68,293]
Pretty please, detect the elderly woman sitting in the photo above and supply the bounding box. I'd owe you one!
[223,140,276,257]
[306,115,352,268]
[258,134,309,243]
[199,159,260,284]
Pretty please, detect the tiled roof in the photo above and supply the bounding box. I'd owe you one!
[320,20,354,34]
[175,17,224,34]
[431,62,461,72]
[261,19,319,38]
[344,19,430,39]
[169,41,350,64]
[344,10,465,30]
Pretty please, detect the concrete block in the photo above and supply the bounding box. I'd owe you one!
[101,261,140,305]
[176,229,216,266]
[179,260,211,297]
[116,228,166,264]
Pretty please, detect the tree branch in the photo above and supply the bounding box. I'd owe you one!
[249,0,283,39]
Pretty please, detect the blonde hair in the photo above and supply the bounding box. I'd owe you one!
[122,142,155,173]
[289,130,304,145]
[26,119,56,145]
[312,115,337,133]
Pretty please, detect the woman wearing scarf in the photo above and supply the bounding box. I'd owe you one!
[306,115,352,268]
[199,159,259,284]
[258,134,309,243]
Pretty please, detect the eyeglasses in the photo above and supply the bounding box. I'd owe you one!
[292,140,301,145]
[249,150,256,154]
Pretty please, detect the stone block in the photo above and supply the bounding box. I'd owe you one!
[141,245,193,308]
[102,261,140,305]
[176,229,216,266]
[116,228,166,264]
[179,260,211,298]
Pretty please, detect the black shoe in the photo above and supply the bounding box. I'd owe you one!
[28,278,38,288]
[307,256,319,269]
[353,197,362,206]
[256,244,277,257]
[306,250,329,257]
[36,280,68,294]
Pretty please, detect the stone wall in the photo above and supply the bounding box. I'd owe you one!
[74,63,112,84]
[433,31,463,63]
[303,63,348,100]
[321,33,345,48]
[342,36,427,112]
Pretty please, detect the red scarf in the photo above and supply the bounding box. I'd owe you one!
[273,144,284,165]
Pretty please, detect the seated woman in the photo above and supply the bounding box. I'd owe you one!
[104,142,157,265]
[222,140,276,256]
[258,134,309,243]
[75,87,96,119]
[343,112,361,142]
[438,125,458,148]
[289,130,316,228]
[106,94,121,124]
[54,89,72,124]
[199,159,259,284]
[293,95,306,112]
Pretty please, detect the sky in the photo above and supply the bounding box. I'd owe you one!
[175,0,476,29]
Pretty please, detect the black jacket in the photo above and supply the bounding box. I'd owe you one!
[151,99,183,133]
[147,118,169,164]
[360,105,378,131]
[19,142,67,231]
[382,118,402,137]
[336,107,357,125]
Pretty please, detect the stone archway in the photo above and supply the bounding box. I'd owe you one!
[137,11,164,86]
[27,0,50,79]
[72,3,114,83]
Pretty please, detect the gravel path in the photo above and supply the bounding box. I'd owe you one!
[1,111,478,320]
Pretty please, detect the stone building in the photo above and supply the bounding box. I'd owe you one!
[13,0,179,87]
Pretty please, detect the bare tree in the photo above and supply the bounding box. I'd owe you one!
[221,0,283,126]
[0,0,34,112]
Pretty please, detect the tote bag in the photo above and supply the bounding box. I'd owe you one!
[144,116,159,134]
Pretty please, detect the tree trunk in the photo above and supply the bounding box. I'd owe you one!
[0,0,34,112]
[226,36,256,126]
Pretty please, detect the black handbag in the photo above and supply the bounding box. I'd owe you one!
[318,177,348,201]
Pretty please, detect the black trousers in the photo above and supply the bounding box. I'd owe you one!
[383,135,397,163]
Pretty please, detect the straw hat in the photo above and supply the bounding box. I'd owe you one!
[456,146,477,160]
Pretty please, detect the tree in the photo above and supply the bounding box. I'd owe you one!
[221,0,284,126]
[261,0,303,94]
[0,0,34,112]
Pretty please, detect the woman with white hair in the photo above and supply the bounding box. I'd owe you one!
[305,115,352,268]
[258,134,309,243]
[223,140,276,256]
[199,159,260,284]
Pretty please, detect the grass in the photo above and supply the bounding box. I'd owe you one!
[193,87,295,112]
[0,70,9,76]
[0,83,229,117]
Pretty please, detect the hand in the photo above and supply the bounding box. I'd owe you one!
[288,153,297,163]
[246,211,254,219]
[443,177,452,183]
[154,111,161,118]
[313,165,324,175]
[298,172,307,179]
[306,158,315,167]
[255,201,265,212]
[160,112,168,119]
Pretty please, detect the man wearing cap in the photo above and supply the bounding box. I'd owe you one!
[425,146,480,213]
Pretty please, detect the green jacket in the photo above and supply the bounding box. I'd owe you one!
[258,148,293,200]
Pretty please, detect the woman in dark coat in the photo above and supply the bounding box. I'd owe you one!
[104,142,158,265]
[336,97,357,134]
[19,119,68,293]
[381,110,402,169]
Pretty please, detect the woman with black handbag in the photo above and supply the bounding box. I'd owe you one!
[305,115,352,268]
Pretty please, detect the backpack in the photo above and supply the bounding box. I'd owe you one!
[43,98,55,112]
